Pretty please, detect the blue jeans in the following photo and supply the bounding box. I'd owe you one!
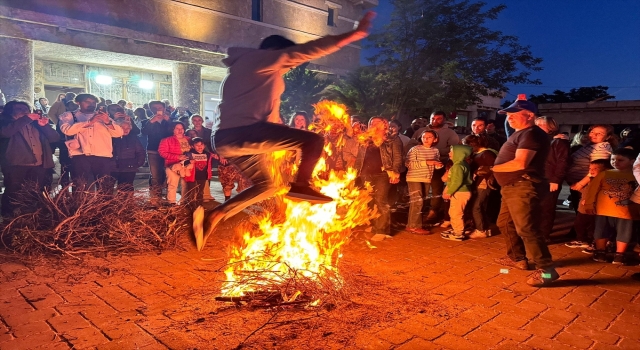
[407,181,430,229]
[147,151,166,198]
[498,181,553,269]
[363,173,391,234]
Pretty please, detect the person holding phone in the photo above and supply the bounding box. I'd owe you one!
[142,100,173,203]
[59,94,123,193]
[0,100,60,218]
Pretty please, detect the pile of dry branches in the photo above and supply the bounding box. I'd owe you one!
[1,181,190,258]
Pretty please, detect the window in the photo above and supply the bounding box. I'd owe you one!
[327,8,336,26]
[252,0,262,22]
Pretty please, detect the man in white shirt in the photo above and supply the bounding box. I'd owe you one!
[59,93,123,192]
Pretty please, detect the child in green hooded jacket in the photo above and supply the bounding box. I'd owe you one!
[441,145,474,241]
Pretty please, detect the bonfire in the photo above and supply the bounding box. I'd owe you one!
[217,101,377,307]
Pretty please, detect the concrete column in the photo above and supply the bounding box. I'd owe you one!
[171,63,201,114]
[0,37,34,103]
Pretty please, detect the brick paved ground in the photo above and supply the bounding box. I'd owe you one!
[1,183,640,349]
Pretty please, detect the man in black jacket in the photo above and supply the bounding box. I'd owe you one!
[141,100,172,202]
[0,100,59,217]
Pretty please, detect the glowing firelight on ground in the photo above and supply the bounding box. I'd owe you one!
[220,102,377,301]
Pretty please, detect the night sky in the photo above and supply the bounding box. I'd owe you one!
[361,0,640,101]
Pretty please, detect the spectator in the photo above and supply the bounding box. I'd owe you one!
[187,114,213,200]
[0,101,59,217]
[354,117,403,241]
[566,125,615,212]
[183,137,213,207]
[111,120,145,192]
[48,92,76,125]
[471,117,501,151]
[405,130,441,235]
[629,152,640,222]
[171,106,193,121]
[59,93,123,192]
[158,122,191,204]
[584,148,638,265]
[289,111,309,130]
[492,96,558,287]
[403,118,428,139]
[411,111,460,223]
[161,99,175,115]
[133,107,149,150]
[125,101,134,110]
[389,119,411,206]
[462,134,497,238]
[486,121,507,147]
[535,116,570,242]
[142,100,172,202]
[440,145,473,241]
[565,159,611,251]
[107,103,140,135]
[117,99,135,119]
[35,97,50,114]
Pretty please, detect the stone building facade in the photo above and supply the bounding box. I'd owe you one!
[539,100,640,135]
[0,0,376,119]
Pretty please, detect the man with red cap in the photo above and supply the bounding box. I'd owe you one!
[492,94,559,287]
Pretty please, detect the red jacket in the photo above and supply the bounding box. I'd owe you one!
[158,136,191,167]
[184,151,213,182]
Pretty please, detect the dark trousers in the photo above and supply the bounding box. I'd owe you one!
[363,173,391,234]
[429,166,446,217]
[407,181,430,229]
[185,179,207,207]
[471,188,492,231]
[71,155,114,193]
[498,181,553,269]
[1,165,47,217]
[147,151,166,198]
[111,171,136,192]
[212,122,324,221]
[57,142,72,187]
[539,185,561,240]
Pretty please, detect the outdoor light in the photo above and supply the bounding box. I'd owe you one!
[139,80,154,90]
[95,75,113,85]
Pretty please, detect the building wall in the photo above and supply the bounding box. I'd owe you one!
[1,0,364,74]
[539,101,640,135]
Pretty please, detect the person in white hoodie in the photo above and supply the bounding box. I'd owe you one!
[59,93,123,193]
[195,11,376,250]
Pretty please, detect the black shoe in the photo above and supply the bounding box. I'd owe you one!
[593,250,608,263]
[286,183,333,204]
[612,253,626,265]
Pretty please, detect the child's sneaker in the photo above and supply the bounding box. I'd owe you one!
[468,229,489,239]
[440,230,464,241]
[612,253,626,265]
[565,241,590,249]
[593,250,608,262]
[581,244,595,254]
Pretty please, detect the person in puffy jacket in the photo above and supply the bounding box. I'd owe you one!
[111,121,145,192]
[158,122,191,204]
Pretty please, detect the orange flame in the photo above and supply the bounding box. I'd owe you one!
[221,101,377,299]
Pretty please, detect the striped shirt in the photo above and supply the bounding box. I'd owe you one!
[406,145,440,182]
[566,142,612,184]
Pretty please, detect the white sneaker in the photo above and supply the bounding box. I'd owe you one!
[439,221,451,228]
[562,200,571,207]
[468,229,489,239]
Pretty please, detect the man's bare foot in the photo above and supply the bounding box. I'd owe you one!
[192,206,205,250]
[199,210,225,251]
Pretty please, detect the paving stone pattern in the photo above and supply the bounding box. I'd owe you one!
[1,195,640,348]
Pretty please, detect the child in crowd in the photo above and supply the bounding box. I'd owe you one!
[583,148,639,264]
[565,159,612,251]
[441,145,473,241]
[183,137,213,207]
[462,134,497,239]
[405,130,442,235]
